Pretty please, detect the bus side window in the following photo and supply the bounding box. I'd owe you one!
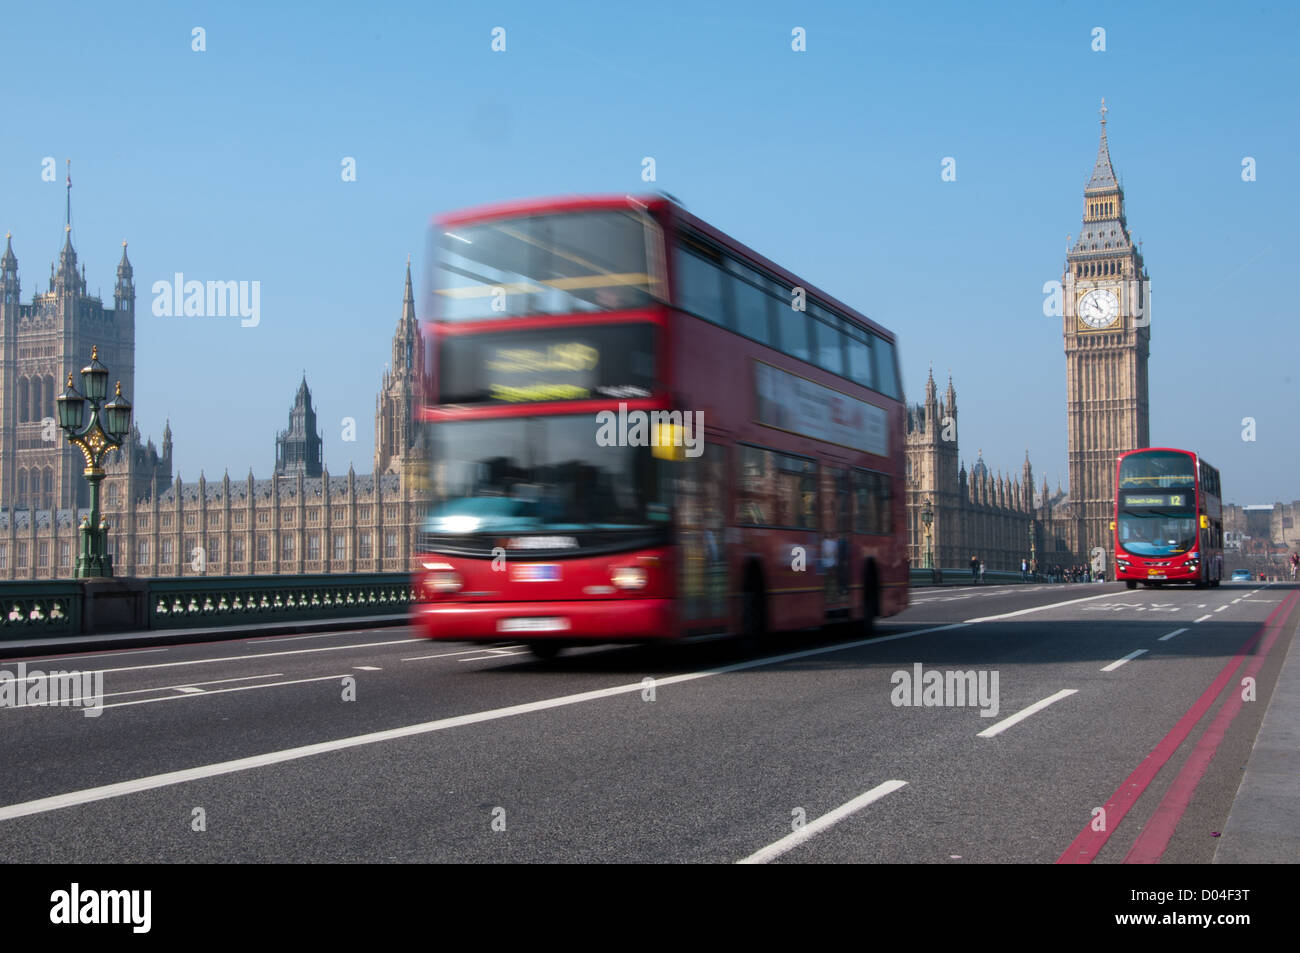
[775,293,813,362]
[725,258,776,346]
[674,242,731,330]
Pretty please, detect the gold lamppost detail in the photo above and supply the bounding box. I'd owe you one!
[56,346,132,577]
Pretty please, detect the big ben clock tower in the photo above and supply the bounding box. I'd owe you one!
[1063,100,1150,562]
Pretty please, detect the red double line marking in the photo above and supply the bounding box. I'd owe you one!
[1057,588,1300,864]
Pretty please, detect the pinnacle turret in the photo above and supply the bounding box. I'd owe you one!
[1086,98,1119,192]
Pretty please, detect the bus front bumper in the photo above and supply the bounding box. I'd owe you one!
[1117,564,1201,582]
[414,599,675,642]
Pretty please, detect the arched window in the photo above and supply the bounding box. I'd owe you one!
[42,468,53,498]
[17,378,28,421]
[45,376,56,418]
[107,482,120,508]
[16,469,27,503]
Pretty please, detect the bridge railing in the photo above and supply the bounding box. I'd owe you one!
[149,574,414,629]
[909,568,1064,587]
[0,573,412,640]
[0,581,83,637]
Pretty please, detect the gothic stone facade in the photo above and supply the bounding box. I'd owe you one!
[904,370,1072,572]
[0,226,169,512]
[0,263,429,579]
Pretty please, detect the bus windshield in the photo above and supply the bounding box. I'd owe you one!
[1118,510,1197,556]
[434,210,666,320]
[1118,451,1196,489]
[424,416,670,534]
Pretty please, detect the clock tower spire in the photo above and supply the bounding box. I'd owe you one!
[1062,100,1151,563]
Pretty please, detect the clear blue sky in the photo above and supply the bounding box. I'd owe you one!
[3,0,1296,502]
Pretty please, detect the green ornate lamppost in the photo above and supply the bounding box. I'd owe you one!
[55,346,133,578]
[921,496,934,570]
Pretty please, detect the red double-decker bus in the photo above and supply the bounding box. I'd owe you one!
[1113,447,1224,589]
[412,194,908,657]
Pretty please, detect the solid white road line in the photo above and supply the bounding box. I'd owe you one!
[963,591,1119,623]
[98,674,351,710]
[1158,627,1189,642]
[0,638,424,680]
[244,631,373,644]
[736,781,909,864]
[977,689,1077,738]
[0,623,968,823]
[1101,649,1148,672]
[1215,605,1229,613]
[458,652,528,662]
[5,647,170,665]
[50,674,286,708]
[402,647,525,662]
[1194,614,1212,623]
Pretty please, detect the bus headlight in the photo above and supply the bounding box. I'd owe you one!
[611,566,648,590]
[426,570,463,594]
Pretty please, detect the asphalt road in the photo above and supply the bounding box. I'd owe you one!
[0,580,1294,863]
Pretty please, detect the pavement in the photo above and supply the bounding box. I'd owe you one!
[1214,602,1300,863]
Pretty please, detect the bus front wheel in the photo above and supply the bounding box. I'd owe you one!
[1125,580,1137,590]
[740,568,768,652]
[861,562,880,636]
[528,641,564,661]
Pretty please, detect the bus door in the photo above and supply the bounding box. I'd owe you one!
[675,435,728,628]
[824,466,852,612]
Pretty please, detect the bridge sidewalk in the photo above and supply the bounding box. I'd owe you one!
[0,613,410,660]
[1213,596,1300,863]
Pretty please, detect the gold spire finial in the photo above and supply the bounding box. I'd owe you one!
[91,344,98,360]
[1099,97,1108,126]
[115,380,122,396]
[66,373,74,387]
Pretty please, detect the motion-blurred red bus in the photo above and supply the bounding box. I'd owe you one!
[1113,447,1223,589]
[412,194,908,658]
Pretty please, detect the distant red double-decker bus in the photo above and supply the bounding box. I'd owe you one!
[1113,447,1223,589]
[412,194,908,658]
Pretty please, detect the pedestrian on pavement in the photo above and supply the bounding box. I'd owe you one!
[970,554,980,584]
[1021,557,1028,582]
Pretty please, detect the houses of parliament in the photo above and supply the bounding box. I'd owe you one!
[904,102,1151,571]
[0,200,427,580]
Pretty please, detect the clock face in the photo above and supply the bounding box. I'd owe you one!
[1078,288,1120,329]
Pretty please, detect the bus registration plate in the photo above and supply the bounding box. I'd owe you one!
[512,563,561,582]
[1147,570,1166,579]
[498,617,570,633]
